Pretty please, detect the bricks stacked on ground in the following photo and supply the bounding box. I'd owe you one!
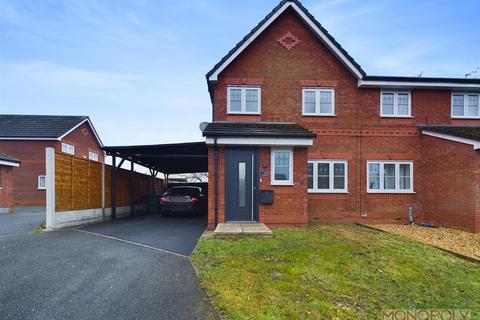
[206,6,480,232]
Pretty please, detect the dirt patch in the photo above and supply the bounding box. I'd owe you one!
[367,224,480,261]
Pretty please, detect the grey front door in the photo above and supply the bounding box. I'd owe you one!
[225,148,258,222]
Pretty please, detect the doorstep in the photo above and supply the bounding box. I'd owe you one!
[214,223,273,238]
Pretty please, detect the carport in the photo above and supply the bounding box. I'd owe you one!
[81,142,210,256]
[102,142,208,219]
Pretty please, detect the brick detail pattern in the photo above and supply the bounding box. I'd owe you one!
[277,31,301,51]
[0,166,15,213]
[421,135,479,233]
[0,122,103,206]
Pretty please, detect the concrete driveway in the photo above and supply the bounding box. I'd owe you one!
[0,206,45,236]
[0,214,217,320]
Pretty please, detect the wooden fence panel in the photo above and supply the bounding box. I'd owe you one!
[55,152,164,212]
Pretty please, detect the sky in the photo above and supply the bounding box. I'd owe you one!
[1,0,479,147]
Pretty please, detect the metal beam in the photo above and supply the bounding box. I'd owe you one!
[111,156,117,220]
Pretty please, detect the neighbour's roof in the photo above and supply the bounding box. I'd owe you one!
[0,114,88,139]
[202,122,316,138]
[0,153,21,164]
[419,125,480,142]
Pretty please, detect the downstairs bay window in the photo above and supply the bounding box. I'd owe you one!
[308,160,347,193]
[367,161,413,193]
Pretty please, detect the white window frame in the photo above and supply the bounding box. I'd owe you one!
[451,93,480,119]
[380,91,412,117]
[61,142,75,155]
[308,160,348,193]
[227,86,261,115]
[271,148,293,185]
[88,151,99,161]
[302,87,335,116]
[367,161,414,193]
[38,175,46,190]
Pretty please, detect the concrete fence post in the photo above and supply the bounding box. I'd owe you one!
[45,147,56,230]
[101,161,105,221]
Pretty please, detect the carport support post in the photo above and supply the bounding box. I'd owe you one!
[111,155,117,220]
[130,161,134,216]
[45,147,56,230]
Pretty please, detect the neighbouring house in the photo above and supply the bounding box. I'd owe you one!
[202,0,480,233]
[0,115,104,207]
[0,153,21,214]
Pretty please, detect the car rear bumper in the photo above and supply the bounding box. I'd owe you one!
[161,203,199,214]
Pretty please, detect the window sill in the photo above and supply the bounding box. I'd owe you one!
[367,191,415,194]
[380,115,414,119]
[302,114,336,117]
[451,116,480,120]
[308,190,349,194]
[226,112,261,115]
[271,182,294,186]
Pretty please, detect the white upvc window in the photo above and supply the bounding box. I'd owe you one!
[227,86,261,114]
[451,93,480,118]
[308,160,348,193]
[88,152,99,161]
[271,149,293,185]
[367,161,414,193]
[302,88,335,116]
[38,175,46,190]
[380,91,411,117]
[61,142,75,155]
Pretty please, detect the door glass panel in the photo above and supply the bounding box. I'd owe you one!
[238,162,246,208]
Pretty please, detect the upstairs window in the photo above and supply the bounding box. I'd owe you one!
[308,160,348,193]
[89,152,99,161]
[302,88,335,116]
[227,86,261,114]
[452,93,480,118]
[381,91,411,117]
[367,161,413,193]
[61,142,75,155]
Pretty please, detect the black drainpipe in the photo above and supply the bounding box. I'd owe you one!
[214,137,219,227]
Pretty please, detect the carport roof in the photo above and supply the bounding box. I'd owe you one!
[102,142,208,174]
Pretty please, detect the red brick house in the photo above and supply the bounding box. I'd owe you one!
[0,153,21,214]
[202,0,480,233]
[0,115,104,207]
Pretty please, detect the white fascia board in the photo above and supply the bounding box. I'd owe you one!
[359,79,480,89]
[58,118,104,147]
[0,159,20,167]
[422,130,480,150]
[208,2,363,81]
[205,137,313,146]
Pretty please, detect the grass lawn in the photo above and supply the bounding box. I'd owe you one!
[191,223,480,319]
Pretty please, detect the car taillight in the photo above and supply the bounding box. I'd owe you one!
[191,197,199,203]
[160,197,168,204]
